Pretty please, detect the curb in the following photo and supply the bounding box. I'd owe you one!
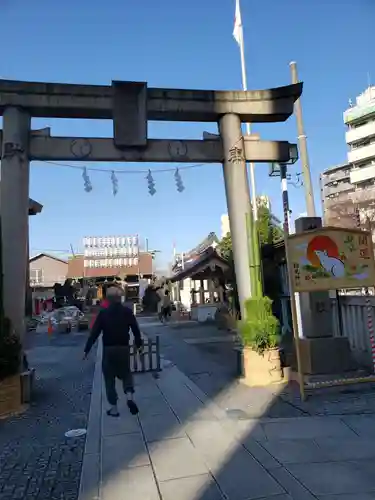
[78,342,102,500]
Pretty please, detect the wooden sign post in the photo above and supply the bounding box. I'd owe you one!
[284,226,375,398]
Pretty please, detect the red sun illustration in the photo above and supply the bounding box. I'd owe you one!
[306,235,339,267]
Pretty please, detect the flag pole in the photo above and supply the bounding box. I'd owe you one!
[233,0,262,297]
[238,45,258,222]
[234,0,258,222]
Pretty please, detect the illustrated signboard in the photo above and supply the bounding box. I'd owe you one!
[288,227,375,292]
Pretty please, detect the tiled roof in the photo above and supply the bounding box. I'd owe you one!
[170,247,229,282]
[29,253,68,265]
[29,198,43,215]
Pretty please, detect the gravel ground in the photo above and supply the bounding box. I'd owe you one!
[0,330,96,500]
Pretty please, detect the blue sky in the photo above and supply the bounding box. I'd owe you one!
[0,0,373,266]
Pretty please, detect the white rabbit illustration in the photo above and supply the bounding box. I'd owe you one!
[314,250,346,278]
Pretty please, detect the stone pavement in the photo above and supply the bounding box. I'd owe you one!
[79,339,375,500]
[140,319,304,419]
[141,319,375,419]
[0,329,96,500]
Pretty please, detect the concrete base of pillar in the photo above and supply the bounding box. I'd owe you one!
[292,337,356,375]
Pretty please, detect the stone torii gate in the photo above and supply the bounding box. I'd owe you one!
[0,79,302,339]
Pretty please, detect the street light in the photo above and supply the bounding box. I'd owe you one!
[268,144,299,177]
[289,144,299,164]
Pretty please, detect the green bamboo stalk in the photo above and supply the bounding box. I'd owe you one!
[245,211,256,299]
[246,211,263,299]
[252,217,263,297]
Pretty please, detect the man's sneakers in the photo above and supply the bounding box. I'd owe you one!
[106,405,120,417]
[106,400,139,417]
[127,399,139,415]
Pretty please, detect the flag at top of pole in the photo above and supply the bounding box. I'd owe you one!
[233,0,243,47]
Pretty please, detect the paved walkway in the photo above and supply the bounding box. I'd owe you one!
[79,340,375,500]
[141,319,302,419]
[141,319,375,418]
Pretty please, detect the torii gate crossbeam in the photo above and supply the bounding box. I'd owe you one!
[0,131,296,164]
[0,79,302,122]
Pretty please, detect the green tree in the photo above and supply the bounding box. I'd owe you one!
[217,232,233,261]
[217,205,283,258]
[217,204,283,315]
[257,204,283,246]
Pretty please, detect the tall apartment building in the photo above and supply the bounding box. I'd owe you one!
[321,86,375,230]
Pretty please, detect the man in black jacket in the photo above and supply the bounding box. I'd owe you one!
[84,287,143,417]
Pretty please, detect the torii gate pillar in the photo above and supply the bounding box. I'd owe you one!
[220,113,252,318]
[1,107,31,341]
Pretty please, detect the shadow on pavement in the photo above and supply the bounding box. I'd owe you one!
[79,319,375,500]
[4,322,375,499]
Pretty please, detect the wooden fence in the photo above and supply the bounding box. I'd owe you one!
[280,295,375,370]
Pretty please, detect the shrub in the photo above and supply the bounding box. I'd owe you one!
[238,296,280,355]
[0,214,22,380]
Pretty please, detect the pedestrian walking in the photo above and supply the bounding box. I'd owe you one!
[156,286,164,321]
[83,286,143,417]
[160,290,172,323]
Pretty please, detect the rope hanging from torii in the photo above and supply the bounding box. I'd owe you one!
[42,160,191,196]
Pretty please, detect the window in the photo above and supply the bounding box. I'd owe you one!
[352,138,371,149]
[358,180,375,189]
[352,120,368,129]
[356,160,372,169]
[30,269,43,285]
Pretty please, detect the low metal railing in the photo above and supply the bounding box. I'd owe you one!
[129,336,161,373]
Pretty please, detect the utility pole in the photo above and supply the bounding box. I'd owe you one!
[279,163,305,400]
[290,61,316,217]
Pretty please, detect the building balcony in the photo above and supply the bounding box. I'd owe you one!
[323,181,353,197]
[348,143,375,164]
[350,164,375,185]
[346,122,375,145]
[321,164,351,184]
[344,102,375,125]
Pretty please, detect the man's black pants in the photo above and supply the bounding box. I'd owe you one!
[102,345,134,406]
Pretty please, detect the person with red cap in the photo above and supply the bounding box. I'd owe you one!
[83,286,143,417]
